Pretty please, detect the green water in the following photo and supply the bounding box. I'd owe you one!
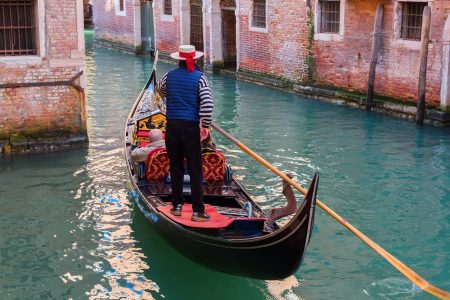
[0,31,448,299]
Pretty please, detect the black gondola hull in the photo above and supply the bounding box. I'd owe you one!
[132,173,318,280]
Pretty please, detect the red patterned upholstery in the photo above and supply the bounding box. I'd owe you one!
[202,151,226,181]
[136,130,149,137]
[146,148,170,179]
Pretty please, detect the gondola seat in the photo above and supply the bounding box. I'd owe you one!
[146,149,229,184]
[146,148,170,179]
[202,151,226,182]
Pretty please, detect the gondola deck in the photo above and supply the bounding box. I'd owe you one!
[157,204,235,228]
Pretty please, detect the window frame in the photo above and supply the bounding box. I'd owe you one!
[394,0,429,42]
[115,0,126,16]
[249,0,268,33]
[319,0,340,34]
[0,0,45,62]
[0,0,37,56]
[163,0,172,16]
[314,0,345,41]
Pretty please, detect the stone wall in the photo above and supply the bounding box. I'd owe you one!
[93,0,140,51]
[238,0,311,82]
[0,0,87,153]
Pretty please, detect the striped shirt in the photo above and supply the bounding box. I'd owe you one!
[155,72,214,128]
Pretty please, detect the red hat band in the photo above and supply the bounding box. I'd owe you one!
[179,51,195,72]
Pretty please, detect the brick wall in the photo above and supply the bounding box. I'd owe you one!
[313,0,450,105]
[239,0,311,82]
[154,0,181,55]
[0,0,86,143]
[93,0,137,49]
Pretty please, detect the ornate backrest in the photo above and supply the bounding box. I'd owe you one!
[132,111,167,146]
[202,151,226,181]
[146,148,170,179]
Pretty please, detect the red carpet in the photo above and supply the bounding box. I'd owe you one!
[158,204,234,228]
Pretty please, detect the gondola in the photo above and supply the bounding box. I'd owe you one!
[124,56,319,280]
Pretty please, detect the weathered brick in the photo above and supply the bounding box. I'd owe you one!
[0,0,86,139]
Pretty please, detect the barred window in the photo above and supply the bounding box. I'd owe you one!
[320,0,340,33]
[0,0,36,56]
[190,0,203,52]
[401,2,426,40]
[163,0,172,15]
[252,0,266,28]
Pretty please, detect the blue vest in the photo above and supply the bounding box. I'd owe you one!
[166,67,203,122]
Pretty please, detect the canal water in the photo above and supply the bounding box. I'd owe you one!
[0,31,449,299]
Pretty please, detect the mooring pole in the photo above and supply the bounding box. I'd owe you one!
[366,4,384,111]
[415,6,431,125]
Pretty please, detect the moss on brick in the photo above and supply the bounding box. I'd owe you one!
[334,89,365,101]
[95,38,136,53]
[212,61,224,70]
[238,68,294,89]
[2,127,84,142]
[9,134,27,146]
[306,9,316,83]
[440,105,450,113]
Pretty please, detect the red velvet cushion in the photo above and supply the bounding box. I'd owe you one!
[202,151,226,181]
[146,148,170,179]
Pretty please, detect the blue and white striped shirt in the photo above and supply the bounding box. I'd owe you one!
[155,72,214,128]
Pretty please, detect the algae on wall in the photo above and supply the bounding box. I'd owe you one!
[306,9,315,84]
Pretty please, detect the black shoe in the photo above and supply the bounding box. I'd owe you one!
[191,212,211,222]
[170,204,182,216]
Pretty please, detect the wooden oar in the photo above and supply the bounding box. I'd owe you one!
[211,122,450,299]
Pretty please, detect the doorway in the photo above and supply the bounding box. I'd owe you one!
[221,9,236,69]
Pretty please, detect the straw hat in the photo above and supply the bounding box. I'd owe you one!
[170,45,204,60]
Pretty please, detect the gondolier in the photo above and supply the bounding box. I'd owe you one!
[155,45,214,222]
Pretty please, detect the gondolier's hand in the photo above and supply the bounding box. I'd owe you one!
[200,127,209,142]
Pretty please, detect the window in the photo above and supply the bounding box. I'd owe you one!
[400,2,426,40]
[163,0,172,15]
[319,0,340,33]
[190,0,203,51]
[0,0,36,56]
[252,0,266,28]
[115,0,126,16]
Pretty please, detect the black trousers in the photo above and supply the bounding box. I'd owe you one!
[166,119,204,213]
